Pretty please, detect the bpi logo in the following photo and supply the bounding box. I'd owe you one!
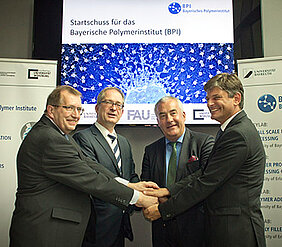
[168,2,181,14]
[257,94,276,113]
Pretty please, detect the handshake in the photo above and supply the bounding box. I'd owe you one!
[127,181,170,221]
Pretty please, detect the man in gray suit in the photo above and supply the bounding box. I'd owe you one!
[144,73,266,247]
[141,96,214,247]
[73,87,139,247]
[9,85,158,247]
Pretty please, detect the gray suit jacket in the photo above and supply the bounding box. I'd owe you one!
[73,125,139,246]
[9,115,133,247]
[141,128,214,246]
[159,111,266,247]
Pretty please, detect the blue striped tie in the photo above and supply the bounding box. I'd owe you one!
[108,134,121,170]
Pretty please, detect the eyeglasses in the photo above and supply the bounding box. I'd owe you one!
[99,100,124,110]
[52,105,84,115]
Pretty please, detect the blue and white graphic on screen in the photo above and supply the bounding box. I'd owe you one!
[61,43,234,104]
[168,2,182,14]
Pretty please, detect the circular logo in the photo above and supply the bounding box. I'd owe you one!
[168,2,181,14]
[20,122,36,140]
[257,94,276,113]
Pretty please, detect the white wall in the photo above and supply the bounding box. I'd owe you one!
[261,0,282,57]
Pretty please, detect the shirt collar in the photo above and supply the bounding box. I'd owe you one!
[220,110,242,131]
[95,122,116,139]
[165,128,186,145]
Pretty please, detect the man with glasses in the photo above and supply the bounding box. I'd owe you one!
[73,87,139,247]
[10,85,158,247]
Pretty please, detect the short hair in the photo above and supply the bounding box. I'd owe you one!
[154,96,184,116]
[96,87,125,104]
[45,85,81,113]
[204,73,244,109]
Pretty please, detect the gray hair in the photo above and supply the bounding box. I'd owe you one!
[154,96,184,115]
[96,87,125,104]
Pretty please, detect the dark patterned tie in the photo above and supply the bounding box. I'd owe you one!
[108,134,121,169]
[215,128,224,142]
[167,142,177,187]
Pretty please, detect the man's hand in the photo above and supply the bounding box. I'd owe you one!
[135,193,158,208]
[143,204,161,221]
[158,196,168,204]
[144,188,170,198]
[128,181,159,192]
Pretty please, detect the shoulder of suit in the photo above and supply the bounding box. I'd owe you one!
[188,129,213,140]
[73,126,94,138]
[145,136,165,149]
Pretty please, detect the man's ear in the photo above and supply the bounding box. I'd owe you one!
[46,105,54,119]
[182,111,186,121]
[95,104,99,114]
[234,92,241,107]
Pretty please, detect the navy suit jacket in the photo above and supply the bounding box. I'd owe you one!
[9,115,133,247]
[73,125,139,246]
[159,111,266,247]
[141,128,214,246]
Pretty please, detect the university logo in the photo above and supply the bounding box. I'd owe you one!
[168,2,181,14]
[243,68,253,79]
[257,94,276,113]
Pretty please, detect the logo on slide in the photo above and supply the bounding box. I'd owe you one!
[20,122,36,140]
[243,69,253,79]
[257,94,276,113]
[168,2,181,14]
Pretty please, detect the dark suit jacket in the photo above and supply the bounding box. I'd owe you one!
[9,115,133,247]
[73,125,139,246]
[141,128,214,246]
[159,111,266,247]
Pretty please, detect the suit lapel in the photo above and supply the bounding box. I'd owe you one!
[41,115,87,159]
[176,129,193,180]
[117,136,126,175]
[156,138,166,187]
[90,125,121,176]
[208,110,247,159]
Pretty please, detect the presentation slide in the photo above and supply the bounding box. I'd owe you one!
[61,0,234,124]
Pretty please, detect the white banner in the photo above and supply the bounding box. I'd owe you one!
[0,58,57,246]
[238,56,282,247]
[80,103,216,124]
[62,0,233,44]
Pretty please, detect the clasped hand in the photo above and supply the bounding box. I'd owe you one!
[128,181,170,221]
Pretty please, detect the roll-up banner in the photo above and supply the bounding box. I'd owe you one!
[238,56,282,247]
[0,58,57,246]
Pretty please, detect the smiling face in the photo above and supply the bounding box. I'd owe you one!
[95,89,124,132]
[206,87,241,124]
[47,90,81,134]
[156,98,186,142]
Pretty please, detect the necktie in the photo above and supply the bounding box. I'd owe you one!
[108,134,121,170]
[215,128,224,142]
[64,134,69,140]
[167,142,177,187]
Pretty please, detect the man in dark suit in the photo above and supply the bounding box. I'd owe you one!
[9,85,158,247]
[73,87,139,247]
[144,73,266,247]
[141,96,214,247]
